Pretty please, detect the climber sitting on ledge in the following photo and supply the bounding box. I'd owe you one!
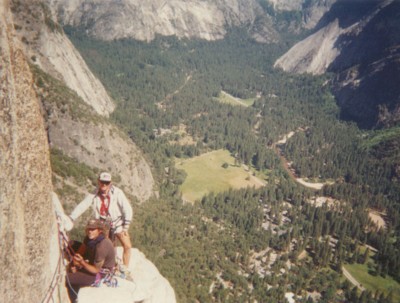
[66,218,115,303]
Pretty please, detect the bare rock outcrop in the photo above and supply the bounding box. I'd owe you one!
[267,0,304,11]
[0,0,64,301]
[274,18,342,75]
[47,115,154,202]
[274,0,394,75]
[39,29,115,117]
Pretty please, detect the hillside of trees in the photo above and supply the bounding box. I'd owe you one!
[60,27,400,302]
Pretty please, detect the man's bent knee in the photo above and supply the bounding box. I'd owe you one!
[117,231,132,249]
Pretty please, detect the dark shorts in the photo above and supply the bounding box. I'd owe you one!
[66,271,96,302]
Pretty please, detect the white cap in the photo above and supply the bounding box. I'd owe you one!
[99,172,112,182]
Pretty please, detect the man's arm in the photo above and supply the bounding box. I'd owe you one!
[69,194,95,221]
[73,253,101,275]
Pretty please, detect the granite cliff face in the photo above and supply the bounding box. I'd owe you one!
[51,0,281,43]
[0,0,61,301]
[274,18,342,75]
[51,0,337,43]
[274,0,400,128]
[46,111,155,202]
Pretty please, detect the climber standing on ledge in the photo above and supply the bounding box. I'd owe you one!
[68,172,133,267]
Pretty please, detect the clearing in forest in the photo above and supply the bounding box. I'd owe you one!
[306,196,343,208]
[169,124,197,146]
[368,210,386,230]
[176,149,265,203]
[215,90,255,107]
[344,262,400,301]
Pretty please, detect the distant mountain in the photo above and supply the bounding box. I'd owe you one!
[275,0,400,129]
[51,0,336,43]
[51,0,276,42]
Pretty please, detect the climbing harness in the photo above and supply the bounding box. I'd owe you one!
[99,194,118,241]
[92,268,118,288]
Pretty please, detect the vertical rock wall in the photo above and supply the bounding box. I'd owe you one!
[0,0,60,301]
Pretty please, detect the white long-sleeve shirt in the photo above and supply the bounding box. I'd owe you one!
[70,185,133,233]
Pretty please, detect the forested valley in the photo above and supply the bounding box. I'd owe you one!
[62,27,400,302]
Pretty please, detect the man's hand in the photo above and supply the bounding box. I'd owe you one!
[73,253,84,266]
[64,215,74,231]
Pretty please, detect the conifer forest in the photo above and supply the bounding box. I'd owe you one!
[62,26,400,302]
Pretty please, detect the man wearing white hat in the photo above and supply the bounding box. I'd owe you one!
[69,172,133,267]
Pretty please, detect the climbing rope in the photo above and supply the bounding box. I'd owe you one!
[56,214,82,301]
[41,214,74,303]
[40,252,63,303]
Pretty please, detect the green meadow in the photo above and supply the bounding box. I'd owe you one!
[215,91,255,107]
[362,126,400,149]
[344,263,400,301]
[176,149,265,202]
